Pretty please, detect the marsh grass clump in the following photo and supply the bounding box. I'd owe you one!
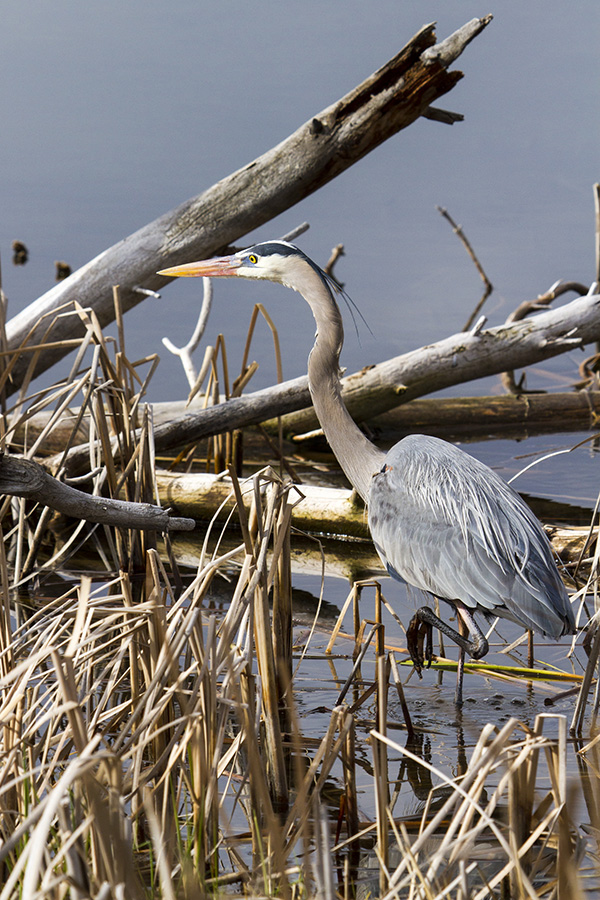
[0,298,597,898]
[0,553,595,898]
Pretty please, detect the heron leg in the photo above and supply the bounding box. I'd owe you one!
[454,600,489,660]
[455,619,468,706]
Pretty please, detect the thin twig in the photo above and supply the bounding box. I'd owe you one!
[324,244,345,289]
[437,206,493,331]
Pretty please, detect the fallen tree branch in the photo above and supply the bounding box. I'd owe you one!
[156,471,369,540]
[11,391,600,455]
[0,455,195,531]
[50,285,600,475]
[501,280,591,393]
[5,17,491,391]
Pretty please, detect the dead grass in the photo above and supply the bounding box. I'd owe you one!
[0,301,597,898]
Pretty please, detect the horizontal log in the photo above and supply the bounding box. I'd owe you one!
[9,391,600,457]
[547,525,596,563]
[155,470,369,540]
[358,391,600,441]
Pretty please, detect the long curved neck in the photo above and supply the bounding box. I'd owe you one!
[288,265,385,503]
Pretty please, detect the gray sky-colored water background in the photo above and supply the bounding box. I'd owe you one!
[1,2,599,504]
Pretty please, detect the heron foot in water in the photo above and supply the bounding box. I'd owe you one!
[406,612,434,676]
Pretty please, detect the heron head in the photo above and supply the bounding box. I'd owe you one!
[157,240,309,287]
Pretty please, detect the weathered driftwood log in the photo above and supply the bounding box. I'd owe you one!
[547,526,597,565]
[11,391,600,457]
[4,17,491,392]
[155,470,368,539]
[363,391,600,442]
[48,286,600,476]
[0,455,195,531]
[155,469,595,565]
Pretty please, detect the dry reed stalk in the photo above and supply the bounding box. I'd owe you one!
[143,785,177,900]
[271,491,294,709]
[201,333,232,473]
[571,481,600,733]
[249,478,289,809]
[325,585,355,655]
[0,524,12,681]
[366,713,587,900]
[389,652,414,737]
[576,730,600,844]
[311,793,335,900]
[335,623,379,708]
[233,302,286,475]
[341,715,359,848]
[374,657,390,897]
[573,615,600,735]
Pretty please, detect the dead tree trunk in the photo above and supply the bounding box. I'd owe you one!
[5,17,491,392]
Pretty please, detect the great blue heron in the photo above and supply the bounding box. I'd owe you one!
[158,241,575,703]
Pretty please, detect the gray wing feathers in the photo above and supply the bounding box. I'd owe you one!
[368,435,573,639]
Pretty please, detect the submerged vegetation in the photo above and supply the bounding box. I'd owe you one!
[0,282,598,899]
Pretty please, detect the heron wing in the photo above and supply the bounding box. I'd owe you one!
[368,435,573,638]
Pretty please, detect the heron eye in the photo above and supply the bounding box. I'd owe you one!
[248,254,258,265]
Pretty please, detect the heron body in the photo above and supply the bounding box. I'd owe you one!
[370,434,572,639]
[158,241,575,702]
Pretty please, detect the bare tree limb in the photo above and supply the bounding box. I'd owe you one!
[53,284,599,475]
[4,17,492,392]
[501,280,590,393]
[0,455,195,531]
[368,391,600,441]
